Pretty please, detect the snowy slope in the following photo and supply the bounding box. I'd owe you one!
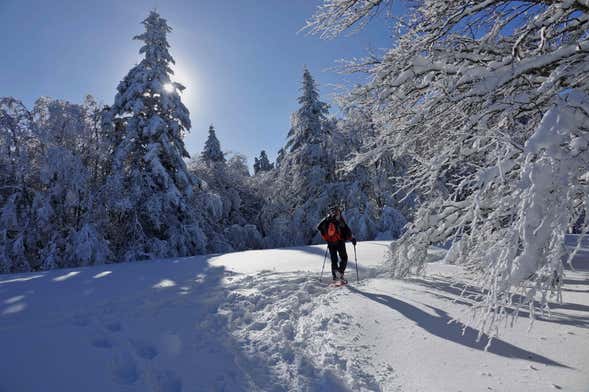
[0,241,587,391]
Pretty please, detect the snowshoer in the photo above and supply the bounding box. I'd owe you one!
[317,206,356,283]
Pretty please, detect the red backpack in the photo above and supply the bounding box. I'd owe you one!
[322,222,342,242]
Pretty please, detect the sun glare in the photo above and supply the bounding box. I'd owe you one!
[163,83,175,93]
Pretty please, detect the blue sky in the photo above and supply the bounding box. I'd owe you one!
[0,0,392,164]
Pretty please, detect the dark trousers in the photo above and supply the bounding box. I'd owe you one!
[328,241,348,278]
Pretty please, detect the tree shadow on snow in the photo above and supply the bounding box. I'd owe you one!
[413,276,589,327]
[346,285,572,369]
[562,278,589,286]
[426,289,589,330]
[566,259,589,272]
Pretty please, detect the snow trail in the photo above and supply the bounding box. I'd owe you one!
[220,271,394,391]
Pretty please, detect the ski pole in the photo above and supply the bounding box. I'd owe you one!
[353,244,359,283]
[320,246,328,282]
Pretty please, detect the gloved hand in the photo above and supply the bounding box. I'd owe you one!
[351,237,357,246]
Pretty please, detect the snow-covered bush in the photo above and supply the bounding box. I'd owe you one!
[189,128,265,252]
[224,224,264,251]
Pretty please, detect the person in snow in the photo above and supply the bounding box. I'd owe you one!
[317,206,357,282]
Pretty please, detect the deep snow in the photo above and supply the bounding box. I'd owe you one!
[0,240,587,391]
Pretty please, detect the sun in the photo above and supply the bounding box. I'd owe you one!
[163,83,175,93]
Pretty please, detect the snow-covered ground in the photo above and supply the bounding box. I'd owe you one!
[0,240,587,391]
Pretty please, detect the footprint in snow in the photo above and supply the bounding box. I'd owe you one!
[146,369,182,392]
[110,352,139,385]
[104,320,122,332]
[91,336,113,349]
[276,310,290,320]
[130,338,159,360]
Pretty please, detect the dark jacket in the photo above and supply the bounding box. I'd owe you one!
[317,215,353,243]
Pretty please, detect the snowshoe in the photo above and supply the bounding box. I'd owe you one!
[329,277,348,287]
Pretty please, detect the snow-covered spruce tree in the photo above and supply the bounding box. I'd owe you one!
[104,11,205,261]
[253,150,274,174]
[306,0,589,340]
[201,124,225,165]
[261,68,335,246]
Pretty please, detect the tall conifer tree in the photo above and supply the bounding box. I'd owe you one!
[281,68,331,202]
[261,68,334,246]
[104,11,203,260]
